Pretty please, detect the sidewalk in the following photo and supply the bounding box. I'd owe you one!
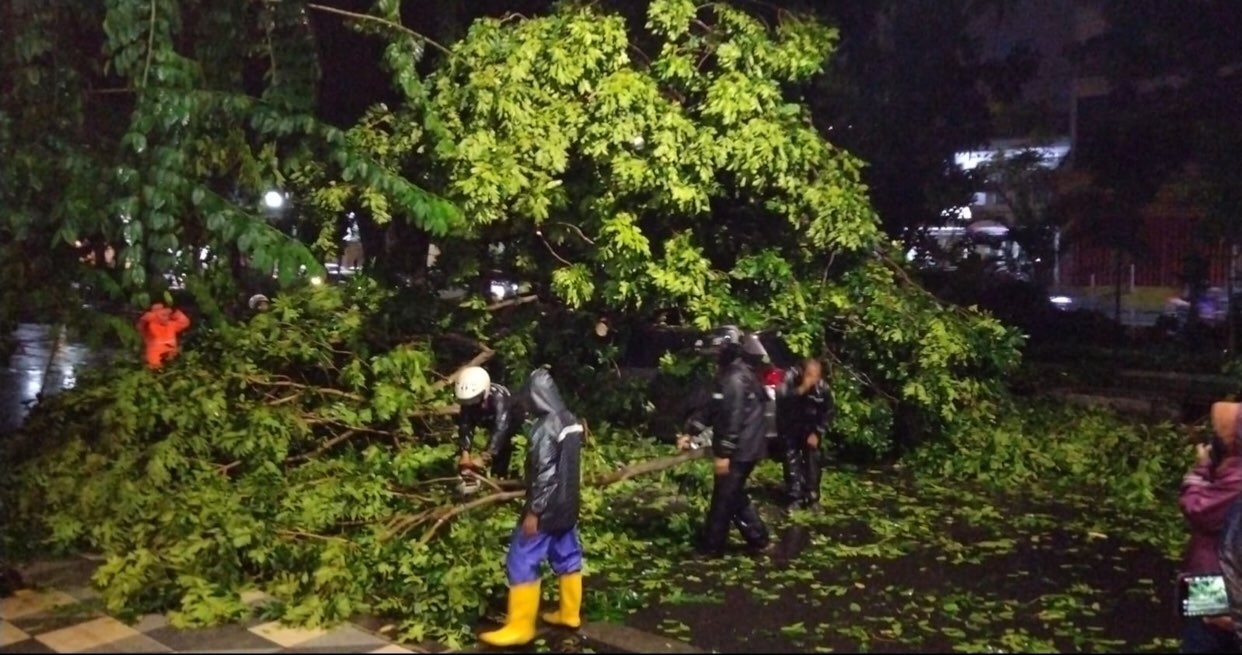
[2,558,422,654]
[1,557,701,654]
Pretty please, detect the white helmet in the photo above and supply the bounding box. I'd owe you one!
[455,366,491,404]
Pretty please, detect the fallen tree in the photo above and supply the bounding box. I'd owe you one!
[0,285,718,647]
[1,0,1027,647]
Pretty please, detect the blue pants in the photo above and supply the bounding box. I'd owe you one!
[505,524,583,586]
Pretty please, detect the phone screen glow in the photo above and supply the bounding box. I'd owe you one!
[1183,575,1230,617]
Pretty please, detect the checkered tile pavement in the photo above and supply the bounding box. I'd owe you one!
[1,560,426,654]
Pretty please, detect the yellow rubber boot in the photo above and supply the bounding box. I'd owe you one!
[479,582,541,647]
[541,572,582,629]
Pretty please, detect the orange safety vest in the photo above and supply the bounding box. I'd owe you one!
[137,308,190,369]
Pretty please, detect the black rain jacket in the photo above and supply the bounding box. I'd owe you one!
[457,383,523,459]
[521,369,583,534]
[711,358,768,462]
[775,365,834,441]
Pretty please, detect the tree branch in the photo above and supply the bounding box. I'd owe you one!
[307,3,453,57]
[142,0,157,89]
[268,393,302,407]
[554,222,597,246]
[276,529,349,543]
[484,294,539,312]
[416,491,525,545]
[591,448,709,486]
[286,430,358,464]
[430,348,496,393]
[246,377,365,402]
[409,448,709,544]
[538,232,574,266]
[87,87,137,96]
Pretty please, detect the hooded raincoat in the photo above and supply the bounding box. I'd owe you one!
[521,368,582,534]
[504,368,585,586]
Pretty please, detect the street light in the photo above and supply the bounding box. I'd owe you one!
[263,190,286,210]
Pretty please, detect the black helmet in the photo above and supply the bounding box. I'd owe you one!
[695,325,744,355]
[739,331,770,367]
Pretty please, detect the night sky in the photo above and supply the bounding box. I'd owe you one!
[311,0,1077,129]
[969,0,1075,123]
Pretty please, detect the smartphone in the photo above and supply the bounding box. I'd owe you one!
[1178,574,1231,618]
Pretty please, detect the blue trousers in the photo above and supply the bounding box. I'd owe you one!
[505,524,583,586]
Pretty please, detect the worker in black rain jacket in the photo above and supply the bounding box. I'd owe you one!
[478,367,585,647]
[694,326,772,558]
[455,366,524,482]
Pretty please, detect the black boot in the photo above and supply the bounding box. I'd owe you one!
[803,445,822,507]
[779,434,806,506]
[702,466,742,557]
[734,500,771,551]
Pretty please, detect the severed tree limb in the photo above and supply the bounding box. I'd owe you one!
[276,529,349,543]
[483,295,539,312]
[286,430,358,464]
[247,377,365,402]
[416,490,525,545]
[409,448,710,544]
[431,347,496,393]
[590,447,708,486]
[268,393,302,407]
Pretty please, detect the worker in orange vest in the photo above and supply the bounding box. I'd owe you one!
[136,303,191,369]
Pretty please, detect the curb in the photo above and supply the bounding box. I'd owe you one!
[448,623,703,653]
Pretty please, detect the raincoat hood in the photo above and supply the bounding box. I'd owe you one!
[521,368,568,418]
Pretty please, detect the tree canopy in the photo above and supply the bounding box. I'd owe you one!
[2,0,1026,643]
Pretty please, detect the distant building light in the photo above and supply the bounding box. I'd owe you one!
[1050,295,1072,306]
[953,143,1071,171]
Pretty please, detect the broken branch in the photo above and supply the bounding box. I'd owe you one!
[410,448,709,544]
[247,377,365,402]
[484,295,538,312]
[287,430,359,464]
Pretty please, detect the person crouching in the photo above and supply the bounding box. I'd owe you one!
[479,367,585,647]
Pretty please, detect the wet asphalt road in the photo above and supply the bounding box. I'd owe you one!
[1,324,111,434]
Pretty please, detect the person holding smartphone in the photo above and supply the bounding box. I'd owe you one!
[774,358,833,509]
[1179,401,1242,653]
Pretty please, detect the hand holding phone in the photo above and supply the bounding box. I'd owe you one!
[1179,574,1231,618]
